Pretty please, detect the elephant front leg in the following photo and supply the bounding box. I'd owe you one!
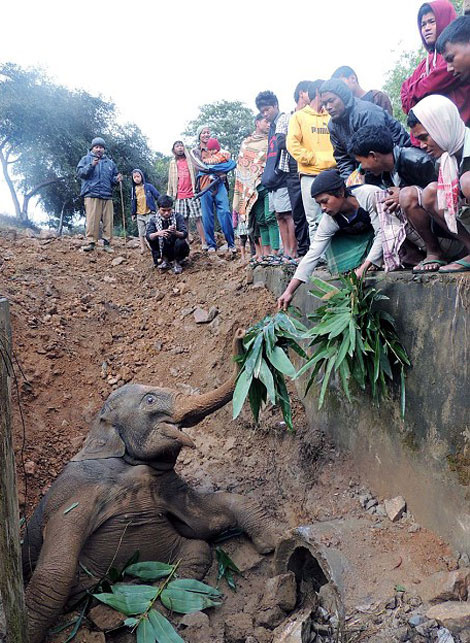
[177,490,276,554]
[208,492,276,553]
[174,537,212,580]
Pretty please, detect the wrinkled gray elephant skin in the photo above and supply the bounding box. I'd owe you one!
[22,331,275,643]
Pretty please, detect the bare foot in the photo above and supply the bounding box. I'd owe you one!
[412,255,446,273]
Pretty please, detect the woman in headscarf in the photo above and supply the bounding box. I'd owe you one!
[407,94,470,273]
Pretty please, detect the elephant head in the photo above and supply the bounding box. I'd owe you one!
[72,330,245,469]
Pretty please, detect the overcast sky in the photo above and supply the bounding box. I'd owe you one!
[1,0,427,221]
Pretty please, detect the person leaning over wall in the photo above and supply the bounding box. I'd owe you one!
[406,94,470,273]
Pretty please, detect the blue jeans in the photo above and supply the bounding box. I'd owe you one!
[200,183,234,249]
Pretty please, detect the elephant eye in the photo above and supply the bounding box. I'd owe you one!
[145,395,156,405]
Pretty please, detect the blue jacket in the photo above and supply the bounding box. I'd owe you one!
[76,152,119,199]
[130,169,161,215]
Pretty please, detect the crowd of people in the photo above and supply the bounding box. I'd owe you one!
[76,3,470,292]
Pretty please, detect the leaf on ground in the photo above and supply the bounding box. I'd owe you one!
[124,561,175,581]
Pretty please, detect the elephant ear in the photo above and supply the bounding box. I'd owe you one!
[72,418,125,461]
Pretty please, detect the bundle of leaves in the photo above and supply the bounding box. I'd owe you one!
[93,560,221,642]
[233,312,306,432]
[296,275,410,416]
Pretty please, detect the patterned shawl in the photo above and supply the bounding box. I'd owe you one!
[153,212,177,254]
[232,133,268,216]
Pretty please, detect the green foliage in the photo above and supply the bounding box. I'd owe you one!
[215,547,241,592]
[93,560,222,643]
[382,47,424,124]
[183,100,255,155]
[297,275,410,416]
[233,312,307,432]
[0,62,157,229]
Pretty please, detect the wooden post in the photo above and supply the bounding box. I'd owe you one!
[0,298,28,641]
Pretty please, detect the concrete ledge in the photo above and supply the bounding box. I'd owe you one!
[256,267,470,550]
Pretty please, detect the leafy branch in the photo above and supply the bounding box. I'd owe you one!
[232,312,307,432]
[297,275,410,416]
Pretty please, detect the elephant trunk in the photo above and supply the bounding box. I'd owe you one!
[173,329,245,428]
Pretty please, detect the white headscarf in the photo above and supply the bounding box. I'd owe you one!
[413,95,466,234]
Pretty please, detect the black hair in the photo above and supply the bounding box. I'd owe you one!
[158,195,174,209]
[255,113,264,123]
[307,79,326,102]
[437,16,470,53]
[348,126,394,157]
[407,110,421,128]
[293,81,312,103]
[255,90,278,110]
[172,140,184,151]
[418,3,433,24]
[332,65,357,80]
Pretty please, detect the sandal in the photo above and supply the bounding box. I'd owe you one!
[439,259,470,273]
[412,258,447,274]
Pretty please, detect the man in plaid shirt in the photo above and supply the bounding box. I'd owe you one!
[167,141,207,249]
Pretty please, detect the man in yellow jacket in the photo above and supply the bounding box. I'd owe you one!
[287,80,336,240]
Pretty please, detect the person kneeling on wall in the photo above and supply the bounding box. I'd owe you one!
[146,195,190,274]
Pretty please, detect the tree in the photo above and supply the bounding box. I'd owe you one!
[382,48,424,124]
[0,63,157,232]
[183,100,255,156]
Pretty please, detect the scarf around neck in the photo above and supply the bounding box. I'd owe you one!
[413,95,466,233]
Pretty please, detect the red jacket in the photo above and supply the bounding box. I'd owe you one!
[401,0,470,127]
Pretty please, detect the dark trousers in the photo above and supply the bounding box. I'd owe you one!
[286,170,310,256]
[148,237,190,265]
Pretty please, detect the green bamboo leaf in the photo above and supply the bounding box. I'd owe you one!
[167,579,221,597]
[308,276,340,297]
[318,356,336,409]
[400,367,406,419]
[124,617,138,627]
[349,318,356,355]
[284,339,308,360]
[253,344,264,379]
[373,334,381,383]
[112,584,158,600]
[258,359,276,404]
[334,332,350,369]
[124,562,175,582]
[232,369,253,419]
[160,588,222,614]
[137,616,156,643]
[94,591,151,616]
[244,334,263,376]
[338,360,351,402]
[248,378,265,423]
[274,371,293,432]
[148,609,184,643]
[266,346,296,377]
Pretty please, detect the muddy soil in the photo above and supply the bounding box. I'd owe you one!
[0,231,463,642]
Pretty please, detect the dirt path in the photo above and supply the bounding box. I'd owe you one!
[0,231,463,642]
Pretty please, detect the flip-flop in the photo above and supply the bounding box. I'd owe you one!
[439,259,470,273]
[412,258,447,274]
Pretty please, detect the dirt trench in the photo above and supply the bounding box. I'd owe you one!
[0,231,463,642]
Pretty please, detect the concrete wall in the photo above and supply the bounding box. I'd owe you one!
[256,268,470,551]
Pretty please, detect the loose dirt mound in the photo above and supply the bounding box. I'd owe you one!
[0,232,460,642]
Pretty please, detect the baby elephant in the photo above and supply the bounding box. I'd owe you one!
[23,331,275,643]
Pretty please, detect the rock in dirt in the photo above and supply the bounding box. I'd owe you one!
[261,572,297,612]
[458,552,470,568]
[180,611,209,629]
[193,306,218,323]
[24,460,36,475]
[89,603,124,631]
[254,605,286,630]
[229,542,264,572]
[384,495,406,522]
[111,256,126,267]
[224,613,254,642]
[419,569,470,603]
[271,608,315,642]
[426,601,470,634]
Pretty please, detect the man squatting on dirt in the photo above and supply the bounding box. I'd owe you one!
[76,137,123,253]
[146,194,190,274]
